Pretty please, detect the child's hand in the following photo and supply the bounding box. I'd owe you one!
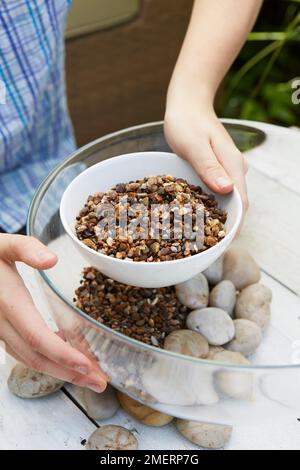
[0,234,107,393]
[164,101,249,212]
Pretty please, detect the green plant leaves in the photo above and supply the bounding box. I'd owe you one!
[217,1,300,127]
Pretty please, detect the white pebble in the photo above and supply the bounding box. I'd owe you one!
[203,256,224,285]
[175,273,209,309]
[117,392,173,426]
[207,346,225,359]
[142,358,218,406]
[225,319,263,357]
[210,350,253,399]
[86,425,138,450]
[7,364,64,398]
[186,308,235,346]
[235,283,272,329]
[79,385,119,420]
[176,420,232,449]
[223,243,261,290]
[164,329,209,358]
[210,349,250,365]
[209,280,236,316]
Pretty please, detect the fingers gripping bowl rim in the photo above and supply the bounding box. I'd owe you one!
[59,151,243,288]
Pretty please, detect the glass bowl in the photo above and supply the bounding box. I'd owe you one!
[27,121,300,425]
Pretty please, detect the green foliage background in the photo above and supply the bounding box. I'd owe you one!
[217,0,300,126]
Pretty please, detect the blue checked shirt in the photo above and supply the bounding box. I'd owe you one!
[0,0,76,232]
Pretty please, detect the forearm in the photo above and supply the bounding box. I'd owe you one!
[167,0,263,107]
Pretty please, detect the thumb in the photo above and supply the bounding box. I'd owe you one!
[0,234,57,269]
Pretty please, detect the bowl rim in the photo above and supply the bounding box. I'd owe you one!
[27,120,300,371]
[59,150,243,269]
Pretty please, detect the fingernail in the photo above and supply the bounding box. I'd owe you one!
[86,382,106,393]
[86,371,108,386]
[216,177,232,189]
[37,250,55,262]
[74,366,89,375]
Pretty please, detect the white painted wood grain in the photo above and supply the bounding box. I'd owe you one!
[224,119,300,196]
[226,120,300,293]
[240,166,300,295]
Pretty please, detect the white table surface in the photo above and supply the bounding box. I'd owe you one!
[0,120,300,450]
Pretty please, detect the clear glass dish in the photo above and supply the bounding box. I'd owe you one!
[27,121,300,425]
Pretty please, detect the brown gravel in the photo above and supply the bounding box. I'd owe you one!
[74,267,190,347]
[75,175,227,262]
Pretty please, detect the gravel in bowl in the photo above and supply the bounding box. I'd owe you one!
[75,175,227,262]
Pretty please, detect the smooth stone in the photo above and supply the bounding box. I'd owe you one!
[210,350,253,399]
[225,319,263,357]
[80,385,119,420]
[235,283,272,329]
[142,358,219,406]
[86,425,138,450]
[123,384,157,405]
[117,392,173,426]
[186,308,235,346]
[207,346,225,359]
[164,329,209,359]
[176,420,232,449]
[7,364,64,398]
[223,244,261,290]
[175,273,209,309]
[211,349,250,365]
[203,256,224,286]
[209,280,236,316]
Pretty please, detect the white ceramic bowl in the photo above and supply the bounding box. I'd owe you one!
[60,151,242,287]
